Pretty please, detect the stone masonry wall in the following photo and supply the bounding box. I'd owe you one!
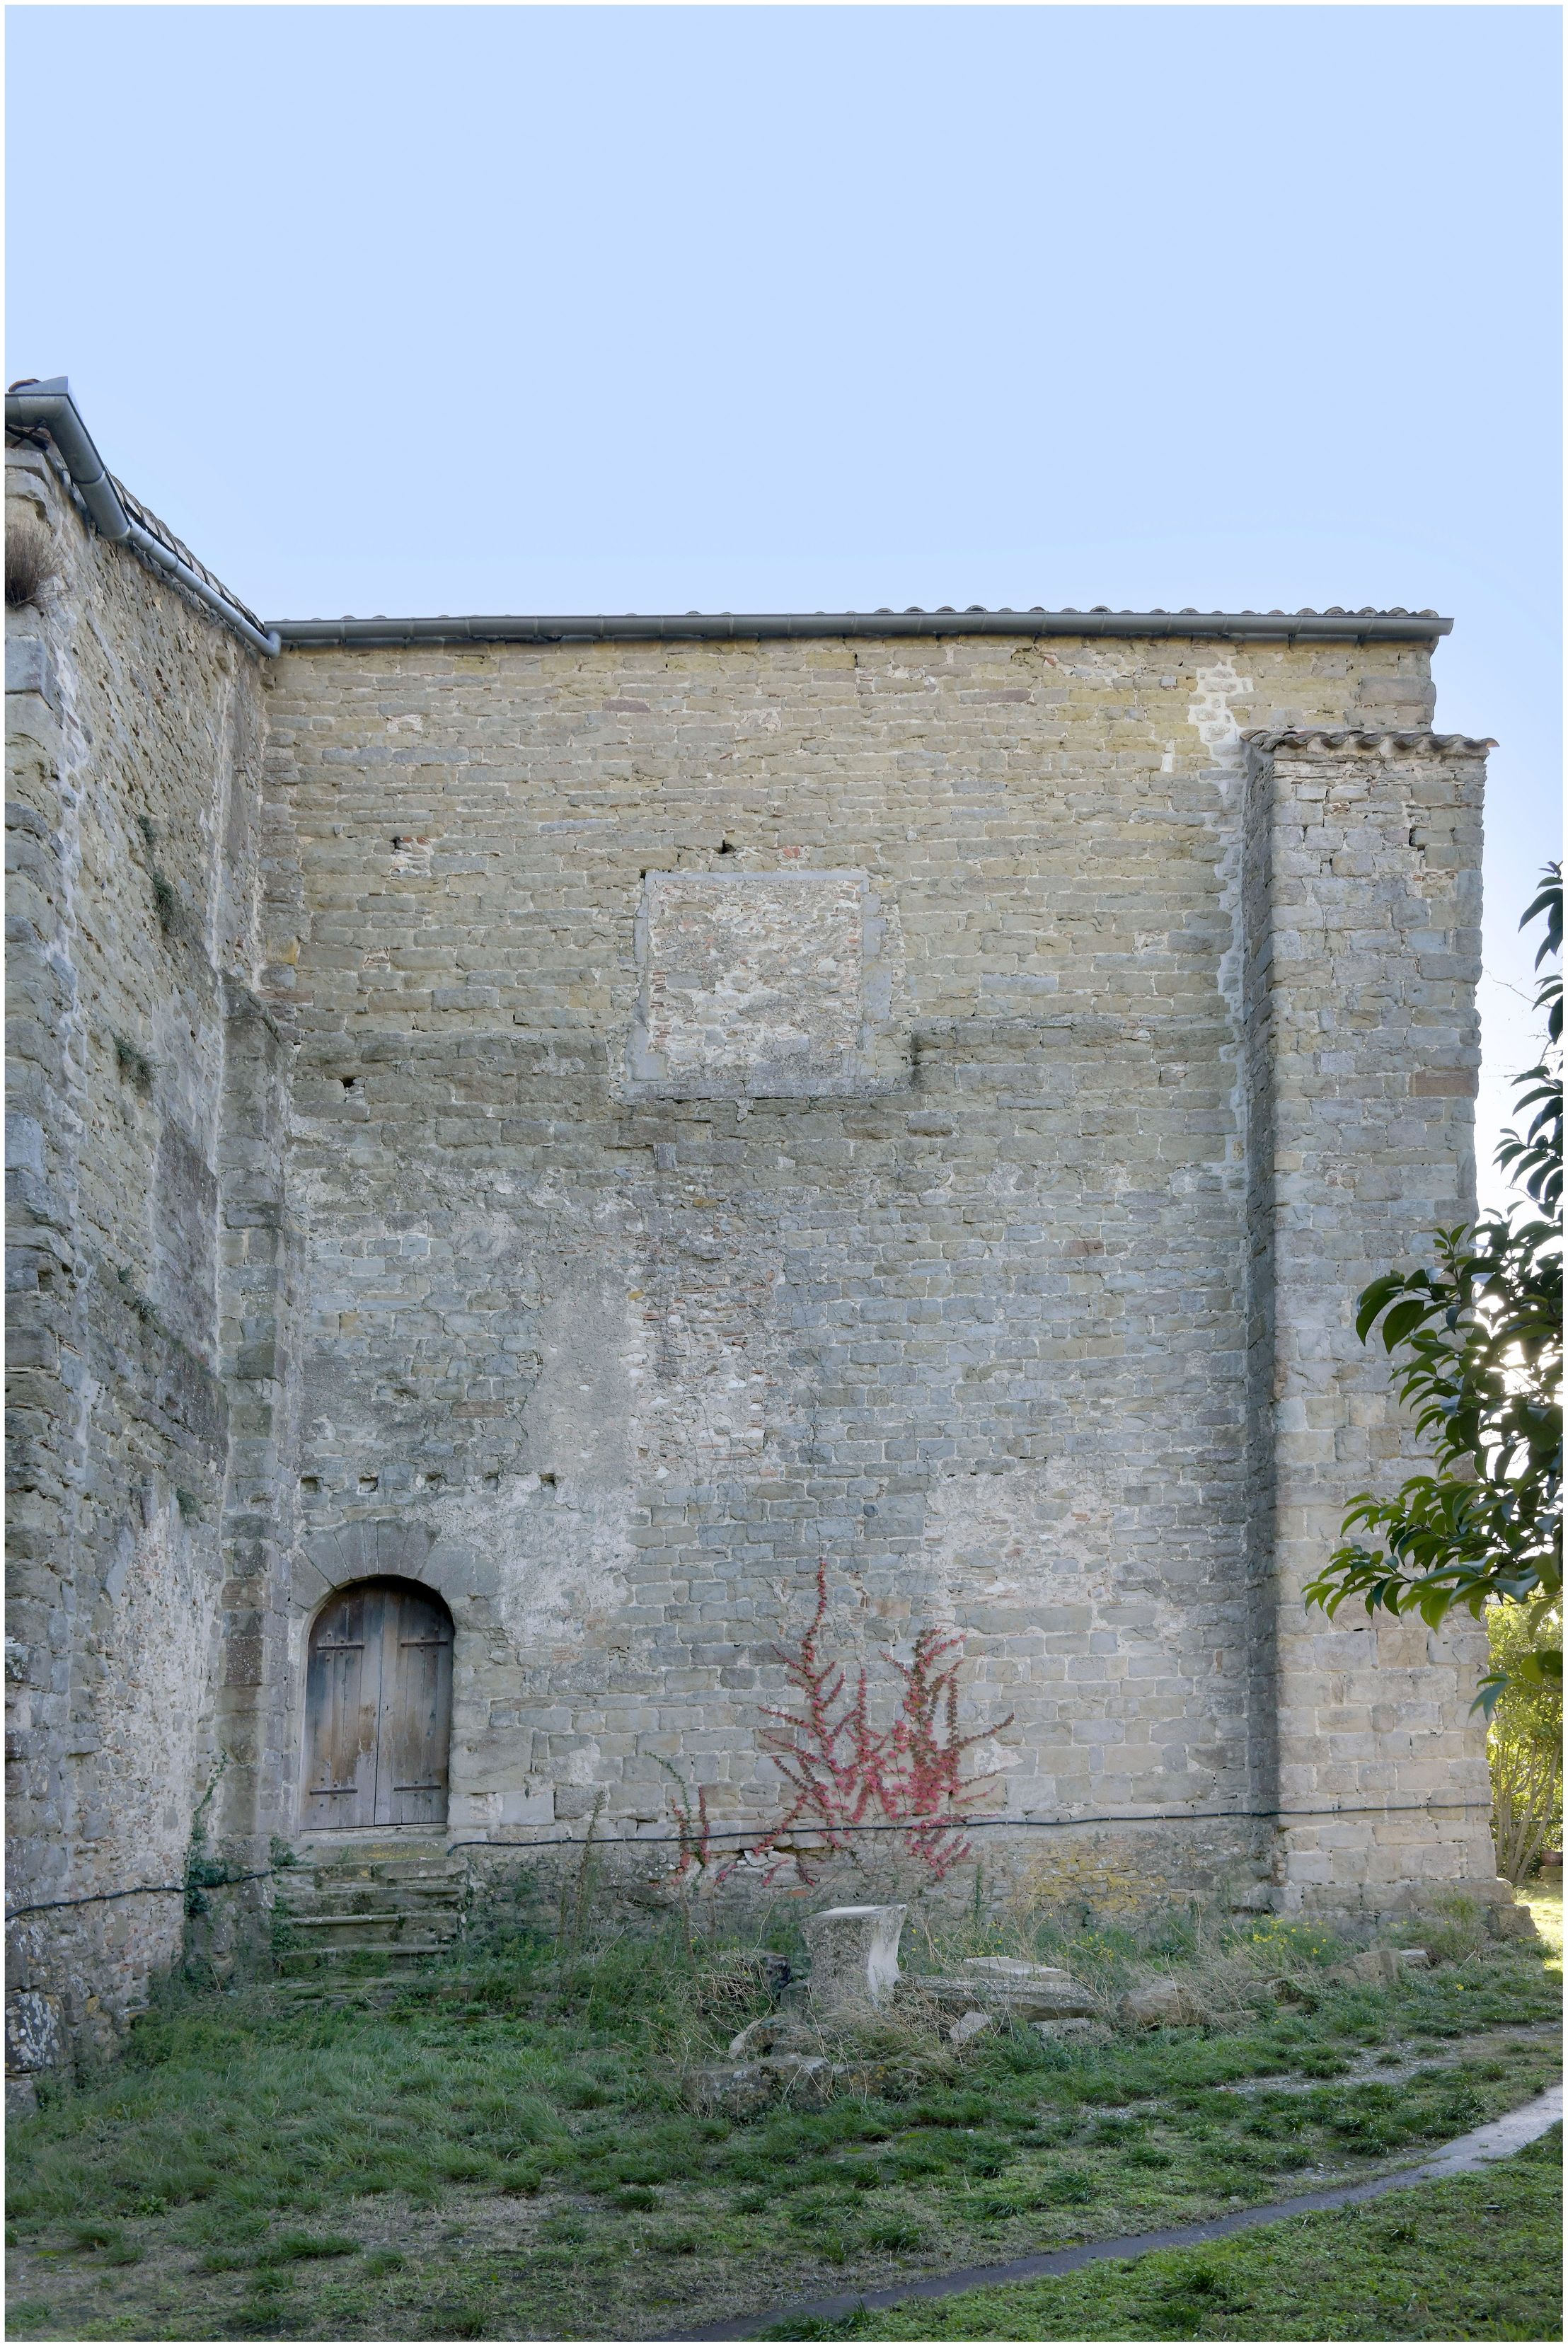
[6,477,1499,2097]
[256,627,1492,1919]
[1242,728,1495,1915]
[5,439,273,2090]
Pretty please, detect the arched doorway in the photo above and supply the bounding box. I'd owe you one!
[304,1578,454,1829]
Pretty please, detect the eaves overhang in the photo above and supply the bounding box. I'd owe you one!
[271,606,1453,650]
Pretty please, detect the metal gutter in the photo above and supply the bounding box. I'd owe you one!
[4,378,280,657]
[273,606,1453,649]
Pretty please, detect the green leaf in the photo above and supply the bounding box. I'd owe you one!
[1378,1297,1437,1352]
[1354,1275,1408,1344]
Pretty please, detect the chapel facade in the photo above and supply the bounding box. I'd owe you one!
[5,385,1505,2087]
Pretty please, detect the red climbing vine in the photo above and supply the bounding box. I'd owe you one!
[742,1560,1013,1886]
[750,1559,883,1875]
[877,1623,1010,1881]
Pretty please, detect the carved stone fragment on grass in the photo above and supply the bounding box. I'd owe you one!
[802,1903,906,2015]
[911,1967,1096,2021]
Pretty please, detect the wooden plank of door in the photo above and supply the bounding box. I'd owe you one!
[374,1586,453,1827]
[304,1585,384,1829]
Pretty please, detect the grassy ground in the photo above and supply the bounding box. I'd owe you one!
[776,2128,1563,2342]
[1521,1878,1562,1963]
[6,1900,1560,2342]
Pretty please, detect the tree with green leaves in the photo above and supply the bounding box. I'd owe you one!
[1303,867,1562,1708]
[1487,1596,1562,1882]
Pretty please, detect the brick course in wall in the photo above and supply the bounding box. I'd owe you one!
[5,426,1504,2086]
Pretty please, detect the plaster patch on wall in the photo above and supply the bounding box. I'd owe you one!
[921,1455,1168,1622]
[445,1472,632,1659]
[1187,660,1253,771]
[626,870,894,1098]
[629,1233,787,1473]
[483,1262,635,1657]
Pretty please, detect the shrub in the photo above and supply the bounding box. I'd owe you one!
[5,517,57,606]
[1489,1600,1563,1882]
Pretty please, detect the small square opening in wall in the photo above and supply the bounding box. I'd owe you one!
[626,869,898,1100]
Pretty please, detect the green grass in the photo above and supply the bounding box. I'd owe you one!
[5,1908,1559,2341]
[776,2128,1563,2341]
[1523,1879,1562,1968]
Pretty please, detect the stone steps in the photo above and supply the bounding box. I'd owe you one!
[277,1883,460,1918]
[275,1973,417,2010]
[271,1836,464,1976]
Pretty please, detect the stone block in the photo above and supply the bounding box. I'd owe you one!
[6,1988,62,2073]
[1338,1945,1433,1984]
[5,635,58,708]
[1117,1978,1208,2029]
[802,1903,906,2014]
[684,2053,837,2117]
[911,1969,1097,2021]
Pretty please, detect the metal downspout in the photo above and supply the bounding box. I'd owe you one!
[4,378,280,657]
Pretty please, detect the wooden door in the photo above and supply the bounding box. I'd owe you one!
[304,1581,453,1829]
[377,1586,454,1826]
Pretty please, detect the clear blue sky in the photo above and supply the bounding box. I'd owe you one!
[8,6,1561,1193]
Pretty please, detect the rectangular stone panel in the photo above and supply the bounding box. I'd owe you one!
[627,869,889,1098]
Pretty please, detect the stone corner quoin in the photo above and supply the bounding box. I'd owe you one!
[4,412,1501,2084]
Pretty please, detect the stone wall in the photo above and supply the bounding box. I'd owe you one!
[6,451,1501,2095]
[256,626,1492,1917]
[1242,727,1494,1913]
[5,439,274,2092]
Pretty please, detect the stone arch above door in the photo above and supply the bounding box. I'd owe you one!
[295,1518,438,1612]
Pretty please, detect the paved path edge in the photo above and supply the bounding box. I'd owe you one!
[664,2082,1563,2342]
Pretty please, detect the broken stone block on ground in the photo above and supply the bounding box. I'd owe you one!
[684,2052,838,2118]
[959,1957,1074,1984]
[801,1903,906,2015]
[909,1968,1096,2022]
[1117,1978,1209,2029]
[684,2061,772,2118]
[1338,1947,1435,1985]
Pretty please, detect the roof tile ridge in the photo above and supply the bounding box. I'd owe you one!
[1242,726,1497,753]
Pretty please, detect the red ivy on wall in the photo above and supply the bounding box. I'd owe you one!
[738,1562,1013,1886]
